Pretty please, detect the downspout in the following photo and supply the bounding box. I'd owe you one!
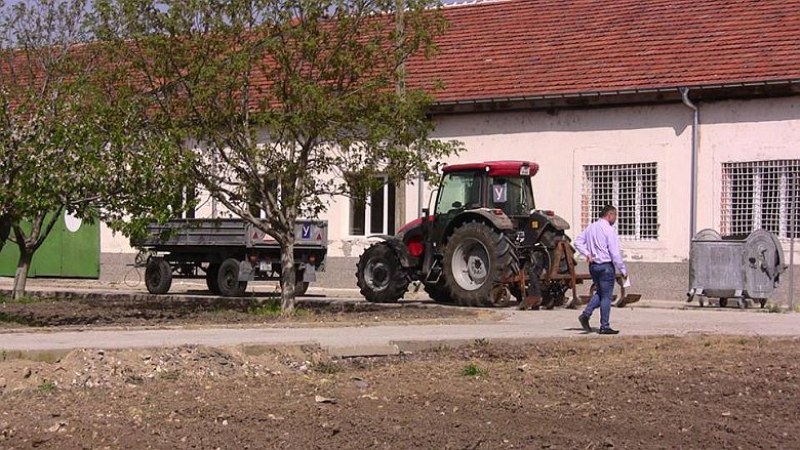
[680,87,699,240]
[418,170,425,217]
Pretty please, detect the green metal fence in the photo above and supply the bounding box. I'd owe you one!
[0,212,100,278]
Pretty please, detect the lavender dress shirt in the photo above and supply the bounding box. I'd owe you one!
[574,218,627,277]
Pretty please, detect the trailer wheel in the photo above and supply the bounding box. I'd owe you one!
[295,281,310,296]
[278,270,310,296]
[217,258,247,297]
[145,257,172,294]
[443,221,518,307]
[356,242,409,303]
[206,263,221,295]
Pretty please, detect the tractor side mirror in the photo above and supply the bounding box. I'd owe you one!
[422,208,429,218]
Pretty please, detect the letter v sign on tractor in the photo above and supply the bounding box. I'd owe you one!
[493,183,507,203]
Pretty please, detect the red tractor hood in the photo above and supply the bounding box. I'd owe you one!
[397,215,434,237]
[443,161,539,177]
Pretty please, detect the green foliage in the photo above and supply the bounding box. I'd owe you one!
[765,302,783,314]
[94,0,461,311]
[249,300,283,317]
[0,294,39,304]
[312,361,342,374]
[38,380,57,393]
[461,363,485,377]
[0,0,194,298]
[249,299,313,318]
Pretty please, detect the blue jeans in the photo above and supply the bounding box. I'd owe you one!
[583,262,615,330]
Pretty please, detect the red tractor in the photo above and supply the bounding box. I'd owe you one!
[356,161,577,308]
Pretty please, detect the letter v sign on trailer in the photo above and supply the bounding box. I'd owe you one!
[301,223,312,240]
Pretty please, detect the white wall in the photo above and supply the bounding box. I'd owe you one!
[698,97,800,236]
[426,103,694,262]
[101,96,800,264]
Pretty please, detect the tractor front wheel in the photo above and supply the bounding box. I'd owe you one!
[356,242,410,303]
[443,221,518,307]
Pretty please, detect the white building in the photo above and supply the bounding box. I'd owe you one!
[102,0,800,298]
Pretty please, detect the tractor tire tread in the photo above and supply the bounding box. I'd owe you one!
[423,282,452,303]
[443,221,519,307]
[356,242,409,303]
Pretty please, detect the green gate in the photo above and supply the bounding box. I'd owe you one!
[0,212,100,278]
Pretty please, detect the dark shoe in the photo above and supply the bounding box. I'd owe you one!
[598,328,620,335]
[578,314,591,332]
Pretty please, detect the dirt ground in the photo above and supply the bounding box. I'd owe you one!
[0,295,480,329]
[0,335,798,449]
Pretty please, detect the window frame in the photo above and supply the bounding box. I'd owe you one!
[348,175,396,237]
[721,159,800,239]
[582,162,659,241]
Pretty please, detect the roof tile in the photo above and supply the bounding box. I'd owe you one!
[407,0,800,101]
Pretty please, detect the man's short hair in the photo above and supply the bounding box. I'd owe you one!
[600,205,617,218]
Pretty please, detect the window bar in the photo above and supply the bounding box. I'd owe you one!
[755,167,765,232]
[634,168,642,239]
[722,160,800,239]
[779,172,788,238]
[583,163,658,241]
[611,169,620,234]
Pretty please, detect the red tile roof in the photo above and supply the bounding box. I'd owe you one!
[407,0,800,103]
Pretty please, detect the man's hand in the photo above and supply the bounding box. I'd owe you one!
[586,255,594,264]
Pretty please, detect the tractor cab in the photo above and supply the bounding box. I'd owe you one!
[435,161,537,218]
[425,161,538,247]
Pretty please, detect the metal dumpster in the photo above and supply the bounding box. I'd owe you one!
[687,229,787,308]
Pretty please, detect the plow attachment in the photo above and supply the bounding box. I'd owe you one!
[517,240,642,310]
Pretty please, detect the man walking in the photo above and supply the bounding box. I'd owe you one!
[575,205,627,334]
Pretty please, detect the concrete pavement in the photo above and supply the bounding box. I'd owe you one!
[1,307,798,355]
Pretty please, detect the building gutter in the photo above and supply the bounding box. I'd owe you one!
[431,78,800,107]
[679,87,699,241]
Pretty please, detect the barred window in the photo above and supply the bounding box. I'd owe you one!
[582,163,658,240]
[721,160,800,239]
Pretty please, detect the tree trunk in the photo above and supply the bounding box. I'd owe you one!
[279,238,296,314]
[12,247,33,300]
[0,215,10,254]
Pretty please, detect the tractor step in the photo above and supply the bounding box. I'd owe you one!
[425,262,442,284]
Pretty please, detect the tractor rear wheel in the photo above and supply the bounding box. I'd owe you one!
[443,221,518,307]
[356,242,409,303]
[423,281,452,303]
